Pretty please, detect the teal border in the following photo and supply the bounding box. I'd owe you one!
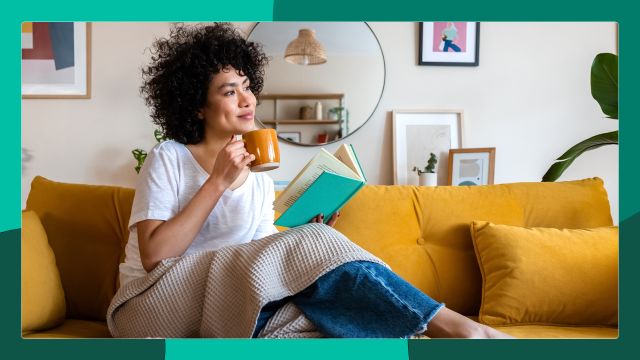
[4,0,636,359]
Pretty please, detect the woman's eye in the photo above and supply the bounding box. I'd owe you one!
[224,91,235,96]
[244,86,252,92]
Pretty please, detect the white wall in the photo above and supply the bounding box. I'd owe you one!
[22,22,619,223]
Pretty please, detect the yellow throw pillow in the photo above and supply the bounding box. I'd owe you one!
[22,210,66,333]
[470,221,618,326]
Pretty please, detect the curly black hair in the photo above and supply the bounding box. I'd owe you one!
[140,23,269,144]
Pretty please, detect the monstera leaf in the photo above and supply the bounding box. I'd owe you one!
[542,53,618,182]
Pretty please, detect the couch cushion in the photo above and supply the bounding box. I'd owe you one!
[22,319,111,338]
[471,222,618,326]
[25,176,135,321]
[22,210,66,333]
[336,178,613,316]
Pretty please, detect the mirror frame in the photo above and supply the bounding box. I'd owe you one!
[247,22,387,146]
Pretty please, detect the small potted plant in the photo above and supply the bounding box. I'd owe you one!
[412,152,438,186]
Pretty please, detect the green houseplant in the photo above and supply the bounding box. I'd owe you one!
[132,129,168,173]
[542,53,618,182]
[413,152,438,186]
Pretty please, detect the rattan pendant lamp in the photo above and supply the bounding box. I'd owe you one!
[284,29,327,65]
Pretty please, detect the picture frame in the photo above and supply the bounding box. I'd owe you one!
[278,131,302,143]
[22,22,92,98]
[392,110,464,185]
[447,148,496,186]
[418,22,480,66]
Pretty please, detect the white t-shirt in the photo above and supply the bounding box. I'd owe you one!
[119,140,278,286]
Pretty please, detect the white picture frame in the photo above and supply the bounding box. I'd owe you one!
[278,131,301,143]
[392,110,464,185]
[21,22,91,98]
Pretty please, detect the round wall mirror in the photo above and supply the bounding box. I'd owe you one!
[248,22,386,146]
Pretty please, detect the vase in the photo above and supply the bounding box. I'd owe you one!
[419,173,438,186]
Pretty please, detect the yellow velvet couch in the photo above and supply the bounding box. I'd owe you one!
[22,175,618,338]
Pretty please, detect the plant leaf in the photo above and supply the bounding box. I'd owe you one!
[542,131,618,182]
[591,53,618,119]
[154,129,168,143]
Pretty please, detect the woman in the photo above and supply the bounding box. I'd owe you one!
[112,22,511,339]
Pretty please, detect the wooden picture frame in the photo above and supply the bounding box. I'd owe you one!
[447,148,496,186]
[419,22,480,66]
[392,109,464,185]
[22,22,92,98]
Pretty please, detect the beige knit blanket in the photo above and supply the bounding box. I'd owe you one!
[106,223,386,338]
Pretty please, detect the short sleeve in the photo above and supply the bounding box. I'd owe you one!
[128,142,180,230]
[253,175,278,240]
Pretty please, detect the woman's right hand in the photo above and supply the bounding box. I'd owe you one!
[208,136,255,189]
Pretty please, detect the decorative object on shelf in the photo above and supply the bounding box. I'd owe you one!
[299,105,314,120]
[392,110,463,185]
[314,101,323,120]
[132,129,168,173]
[448,148,495,186]
[317,133,329,144]
[22,22,92,98]
[328,106,349,121]
[412,152,438,186]
[284,29,327,65]
[279,131,302,143]
[418,22,479,66]
[542,53,618,182]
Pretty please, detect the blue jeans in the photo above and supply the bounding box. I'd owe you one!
[252,261,444,338]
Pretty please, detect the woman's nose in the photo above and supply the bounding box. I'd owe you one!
[238,90,253,108]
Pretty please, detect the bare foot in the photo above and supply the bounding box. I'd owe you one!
[424,307,515,339]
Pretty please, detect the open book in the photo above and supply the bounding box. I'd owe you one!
[274,144,366,227]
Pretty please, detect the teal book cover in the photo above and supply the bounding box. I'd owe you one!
[275,171,365,227]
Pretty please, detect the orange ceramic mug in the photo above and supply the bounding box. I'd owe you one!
[242,128,280,172]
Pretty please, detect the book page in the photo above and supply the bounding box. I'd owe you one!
[333,144,365,180]
[274,149,359,213]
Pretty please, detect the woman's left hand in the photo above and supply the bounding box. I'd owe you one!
[310,212,340,227]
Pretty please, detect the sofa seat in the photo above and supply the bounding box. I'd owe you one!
[22,319,111,339]
[493,325,618,339]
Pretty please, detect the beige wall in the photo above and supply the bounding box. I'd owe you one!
[22,22,619,223]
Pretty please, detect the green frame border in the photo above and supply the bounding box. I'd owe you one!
[3,0,636,359]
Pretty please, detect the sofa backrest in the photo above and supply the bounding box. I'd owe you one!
[25,176,612,320]
[333,178,613,315]
[26,176,134,321]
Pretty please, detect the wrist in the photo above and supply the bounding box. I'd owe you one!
[203,176,227,194]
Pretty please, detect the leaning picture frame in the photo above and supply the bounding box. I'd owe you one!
[22,22,92,98]
[392,110,464,185]
[448,147,496,186]
[419,22,480,66]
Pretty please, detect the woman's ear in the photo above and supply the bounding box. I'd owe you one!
[197,110,204,120]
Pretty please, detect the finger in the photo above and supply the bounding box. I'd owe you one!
[240,153,256,167]
[327,212,340,227]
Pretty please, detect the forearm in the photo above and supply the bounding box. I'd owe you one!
[140,179,226,270]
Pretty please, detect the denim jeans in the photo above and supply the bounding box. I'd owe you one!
[253,261,444,338]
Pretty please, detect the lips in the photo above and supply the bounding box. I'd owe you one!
[238,112,254,120]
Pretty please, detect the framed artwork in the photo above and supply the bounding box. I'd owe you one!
[419,22,480,66]
[392,110,464,185]
[22,22,91,98]
[448,148,496,186]
[278,131,301,143]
